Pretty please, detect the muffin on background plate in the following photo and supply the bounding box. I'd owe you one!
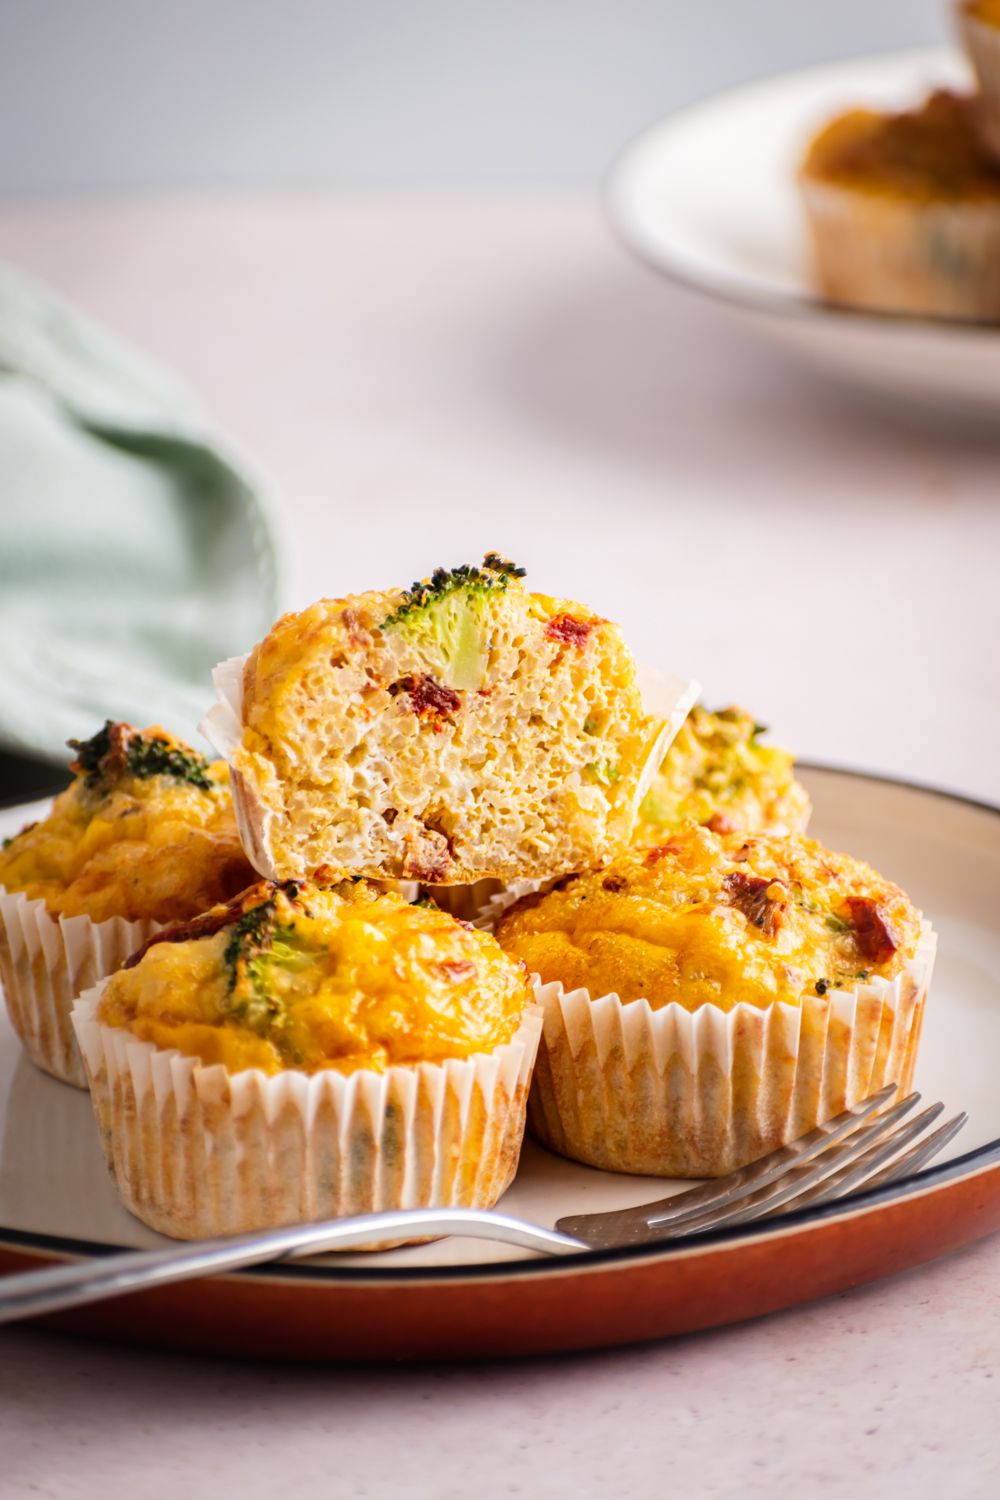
[72,879,541,1240]
[0,722,255,1087]
[799,89,1000,319]
[201,554,697,887]
[957,1,1000,160]
[495,822,934,1178]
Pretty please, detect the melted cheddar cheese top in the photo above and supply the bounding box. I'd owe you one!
[98,880,531,1075]
[496,822,922,1012]
[0,723,254,923]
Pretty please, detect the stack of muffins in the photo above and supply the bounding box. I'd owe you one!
[0,556,935,1241]
[799,2,1000,320]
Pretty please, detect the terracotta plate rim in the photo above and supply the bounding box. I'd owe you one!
[2,1131,1000,1290]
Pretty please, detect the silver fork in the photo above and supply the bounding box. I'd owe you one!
[556,1086,967,1248]
[0,1087,965,1326]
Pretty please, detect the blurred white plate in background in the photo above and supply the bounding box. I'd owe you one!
[606,48,1000,420]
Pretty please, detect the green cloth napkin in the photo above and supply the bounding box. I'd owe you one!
[0,265,282,765]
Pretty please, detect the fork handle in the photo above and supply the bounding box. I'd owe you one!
[0,1209,584,1327]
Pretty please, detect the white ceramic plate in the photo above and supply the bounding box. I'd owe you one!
[1,764,998,1271]
[606,47,1000,419]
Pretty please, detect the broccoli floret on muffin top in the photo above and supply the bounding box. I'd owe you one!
[382,554,527,691]
[104,879,532,1074]
[0,723,254,924]
[68,720,214,792]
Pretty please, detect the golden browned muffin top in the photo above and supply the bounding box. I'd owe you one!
[98,879,531,1075]
[0,722,255,924]
[801,90,1000,202]
[635,706,809,844]
[496,821,923,1012]
[967,0,1000,28]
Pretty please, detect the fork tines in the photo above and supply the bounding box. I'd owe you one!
[556,1088,967,1249]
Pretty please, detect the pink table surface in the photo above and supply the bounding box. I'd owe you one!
[0,193,998,1498]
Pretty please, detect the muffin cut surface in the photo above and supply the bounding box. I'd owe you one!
[206,556,691,884]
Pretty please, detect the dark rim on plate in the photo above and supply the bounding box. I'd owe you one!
[0,764,997,1284]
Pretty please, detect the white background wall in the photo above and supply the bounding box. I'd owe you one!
[0,0,947,193]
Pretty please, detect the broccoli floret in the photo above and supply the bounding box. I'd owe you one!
[68,722,213,792]
[222,884,318,1034]
[382,554,526,691]
[585,760,621,787]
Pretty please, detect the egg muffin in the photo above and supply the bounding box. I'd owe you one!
[202,554,695,886]
[73,880,541,1239]
[799,89,1000,319]
[0,722,255,1087]
[958,1,1000,161]
[496,823,934,1177]
[635,705,810,844]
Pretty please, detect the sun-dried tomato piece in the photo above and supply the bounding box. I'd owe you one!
[722,872,786,937]
[644,842,683,865]
[122,880,282,968]
[545,613,597,646]
[845,896,900,965]
[402,856,451,882]
[401,824,454,882]
[437,959,476,982]
[705,812,736,836]
[389,674,461,720]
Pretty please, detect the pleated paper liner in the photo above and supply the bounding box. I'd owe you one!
[800,175,1000,320]
[524,926,935,1178]
[0,888,158,1089]
[71,987,543,1243]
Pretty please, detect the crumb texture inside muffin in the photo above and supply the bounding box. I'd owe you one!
[0,723,254,923]
[233,559,667,883]
[496,822,922,1011]
[98,880,531,1074]
[636,705,809,842]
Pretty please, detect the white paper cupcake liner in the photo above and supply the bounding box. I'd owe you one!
[200,653,699,885]
[200,653,280,880]
[523,925,935,1178]
[71,985,543,1242]
[958,6,1000,158]
[800,176,1000,320]
[0,888,158,1089]
[474,882,548,933]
